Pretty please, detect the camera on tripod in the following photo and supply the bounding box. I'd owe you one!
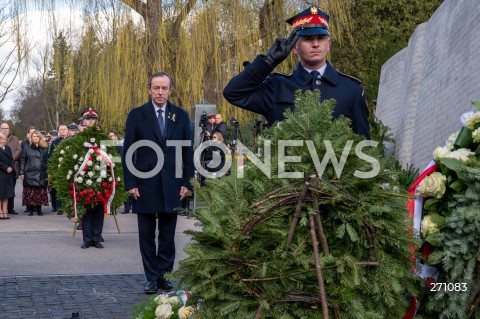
[253,117,266,137]
[230,117,240,127]
[199,111,208,129]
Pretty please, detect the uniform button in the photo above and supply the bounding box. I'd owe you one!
[315,80,321,85]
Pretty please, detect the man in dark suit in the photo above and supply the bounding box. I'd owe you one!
[223,6,370,139]
[122,72,194,294]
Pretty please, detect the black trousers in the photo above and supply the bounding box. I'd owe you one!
[7,178,17,212]
[137,212,177,282]
[49,187,62,210]
[82,205,104,243]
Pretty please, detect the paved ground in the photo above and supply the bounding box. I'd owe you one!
[0,182,201,318]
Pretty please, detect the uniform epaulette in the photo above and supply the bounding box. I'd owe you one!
[270,70,293,77]
[338,71,362,84]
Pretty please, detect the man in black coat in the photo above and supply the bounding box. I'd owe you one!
[48,124,69,214]
[214,114,227,139]
[122,72,194,294]
[223,6,370,139]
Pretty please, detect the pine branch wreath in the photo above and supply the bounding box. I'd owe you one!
[173,90,418,318]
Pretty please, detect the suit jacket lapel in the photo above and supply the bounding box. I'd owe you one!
[141,101,165,145]
[165,102,178,140]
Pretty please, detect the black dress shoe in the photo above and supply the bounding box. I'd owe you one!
[37,212,43,216]
[92,241,103,248]
[57,212,63,215]
[144,281,158,294]
[81,241,90,249]
[157,277,174,291]
[9,210,18,215]
[27,212,33,216]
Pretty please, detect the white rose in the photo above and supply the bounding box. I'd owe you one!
[68,170,73,175]
[154,304,173,319]
[58,157,63,162]
[465,111,480,130]
[417,172,446,199]
[432,146,450,161]
[74,164,79,170]
[109,177,113,182]
[445,130,460,150]
[57,164,61,168]
[94,165,100,171]
[73,154,78,159]
[116,177,120,181]
[444,148,474,164]
[154,294,169,304]
[60,150,65,154]
[421,215,439,238]
[87,171,94,177]
[75,177,83,183]
[165,296,181,305]
[472,127,480,143]
[90,138,96,143]
[96,178,102,183]
[87,160,93,166]
[100,171,107,177]
[96,156,102,161]
[80,171,85,176]
[100,145,106,150]
[86,179,93,186]
[178,306,195,319]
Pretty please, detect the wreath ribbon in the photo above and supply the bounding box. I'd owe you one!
[72,143,116,220]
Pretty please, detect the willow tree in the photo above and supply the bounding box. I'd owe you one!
[11,0,352,130]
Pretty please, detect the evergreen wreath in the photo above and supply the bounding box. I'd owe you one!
[412,102,480,319]
[48,127,127,219]
[173,90,418,318]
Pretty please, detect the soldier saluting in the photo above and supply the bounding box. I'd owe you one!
[223,6,370,139]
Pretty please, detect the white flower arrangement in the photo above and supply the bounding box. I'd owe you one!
[154,303,173,319]
[464,111,480,130]
[443,148,474,164]
[417,172,447,199]
[421,215,439,238]
[472,127,480,143]
[178,306,195,319]
[86,179,93,186]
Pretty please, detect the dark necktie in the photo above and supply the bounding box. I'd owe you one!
[311,71,321,87]
[157,109,165,137]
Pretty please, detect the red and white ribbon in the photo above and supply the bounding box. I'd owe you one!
[72,142,116,219]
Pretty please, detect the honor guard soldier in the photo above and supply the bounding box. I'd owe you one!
[78,108,105,248]
[223,6,370,139]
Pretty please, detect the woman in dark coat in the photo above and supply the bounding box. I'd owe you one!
[19,130,49,216]
[0,132,15,219]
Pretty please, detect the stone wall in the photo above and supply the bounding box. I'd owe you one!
[376,0,480,170]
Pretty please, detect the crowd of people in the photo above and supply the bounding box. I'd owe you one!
[0,5,371,295]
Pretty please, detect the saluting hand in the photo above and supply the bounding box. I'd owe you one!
[264,30,299,67]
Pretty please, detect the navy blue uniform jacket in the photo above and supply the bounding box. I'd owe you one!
[223,55,370,138]
[122,101,194,214]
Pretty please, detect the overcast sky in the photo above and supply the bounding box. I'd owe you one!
[1,6,82,118]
